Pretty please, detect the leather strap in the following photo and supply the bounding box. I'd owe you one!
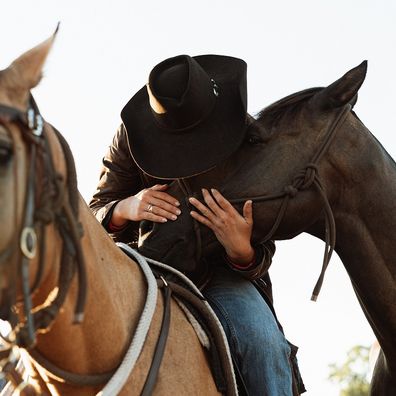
[141,278,172,395]
[231,354,249,396]
[0,104,29,126]
[28,349,114,386]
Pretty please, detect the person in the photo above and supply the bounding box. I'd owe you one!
[89,54,304,395]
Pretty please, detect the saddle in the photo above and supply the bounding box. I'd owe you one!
[119,245,238,396]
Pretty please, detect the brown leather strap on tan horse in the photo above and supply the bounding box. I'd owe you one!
[140,277,172,396]
[28,349,114,386]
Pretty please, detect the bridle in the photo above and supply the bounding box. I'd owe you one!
[0,96,194,396]
[180,104,351,301]
[0,95,87,390]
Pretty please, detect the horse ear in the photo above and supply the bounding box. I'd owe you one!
[5,24,59,91]
[313,61,368,110]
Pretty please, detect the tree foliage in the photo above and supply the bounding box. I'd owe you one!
[328,345,370,396]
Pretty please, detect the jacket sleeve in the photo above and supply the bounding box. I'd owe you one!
[226,240,276,281]
[89,124,143,242]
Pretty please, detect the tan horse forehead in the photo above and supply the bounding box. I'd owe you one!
[0,69,30,111]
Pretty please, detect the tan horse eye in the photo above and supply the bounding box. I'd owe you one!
[0,144,12,166]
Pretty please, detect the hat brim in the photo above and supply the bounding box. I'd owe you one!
[121,55,247,179]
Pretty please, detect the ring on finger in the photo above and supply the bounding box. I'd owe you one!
[146,203,154,213]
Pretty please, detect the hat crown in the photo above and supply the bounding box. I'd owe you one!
[151,62,188,100]
[148,55,217,130]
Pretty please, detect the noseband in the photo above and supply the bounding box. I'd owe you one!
[180,104,351,301]
[0,95,87,349]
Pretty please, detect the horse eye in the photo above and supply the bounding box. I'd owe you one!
[247,135,263,145]
[0,144,12,166]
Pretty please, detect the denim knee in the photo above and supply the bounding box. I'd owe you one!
[206,289,291,365]
[203,267,294,395]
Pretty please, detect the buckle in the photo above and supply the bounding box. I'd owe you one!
[27,108,35,129]
[211,79,219,97]
[27,108,43,136]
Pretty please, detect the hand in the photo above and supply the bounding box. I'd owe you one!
[112,184,181,227]
[189,188,254,265]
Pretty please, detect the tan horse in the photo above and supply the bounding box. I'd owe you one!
[0,31,231,395]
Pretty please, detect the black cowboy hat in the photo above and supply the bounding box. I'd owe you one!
[121,54,248,179]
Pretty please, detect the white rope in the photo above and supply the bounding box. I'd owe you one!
[174,297,210,349]
[146,257,238,395]
[96,244,158,396]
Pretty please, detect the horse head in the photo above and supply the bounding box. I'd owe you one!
[138,62,368,287]
[0,30,56,319]
[0,28,85,349]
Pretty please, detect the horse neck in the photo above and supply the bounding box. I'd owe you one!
[318,116,396,369]
[32,194,147,375]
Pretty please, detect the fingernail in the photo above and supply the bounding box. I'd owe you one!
[176,209,181,215]
[189,197,195,202]
[172,215,177,220]
[201,188,207,194]
[162,218,167,222]
[211,188,217,193]
[175,201,180,206]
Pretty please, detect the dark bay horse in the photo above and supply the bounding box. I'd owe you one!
[139,61,396,395]
[0,31,236,395]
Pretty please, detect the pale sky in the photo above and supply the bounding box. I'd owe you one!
[1,1,395,394]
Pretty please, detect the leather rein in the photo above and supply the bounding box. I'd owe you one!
[180,104,351,301]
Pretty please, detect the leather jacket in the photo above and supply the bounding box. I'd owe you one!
[89,123,275,300]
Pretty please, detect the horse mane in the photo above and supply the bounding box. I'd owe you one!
[255,87,323,125]
[255,87,396,171]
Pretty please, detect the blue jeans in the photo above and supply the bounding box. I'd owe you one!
[203,266,293,396]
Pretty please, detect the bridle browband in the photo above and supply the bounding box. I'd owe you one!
[181,104,351,301]
[0,95,87,364]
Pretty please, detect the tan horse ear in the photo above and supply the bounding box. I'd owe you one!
[313,60,368,110]
[6,24,59,91]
